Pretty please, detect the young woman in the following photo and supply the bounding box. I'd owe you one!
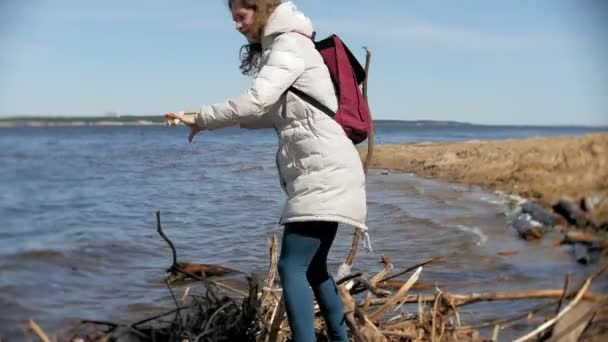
[167,1,368,340]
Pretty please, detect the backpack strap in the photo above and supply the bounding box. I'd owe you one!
[287,30,335,118]
[291,31,316,40]
[288,86,336,118]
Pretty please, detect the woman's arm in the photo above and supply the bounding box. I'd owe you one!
[195,34,305,130]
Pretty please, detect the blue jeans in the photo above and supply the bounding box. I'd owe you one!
[278,221,348,342]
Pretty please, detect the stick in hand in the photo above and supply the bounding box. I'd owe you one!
[165,112,202,142]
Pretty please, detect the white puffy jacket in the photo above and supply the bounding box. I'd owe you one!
[194,2,368,235]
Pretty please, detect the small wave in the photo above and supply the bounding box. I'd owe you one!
[9,249,66,262]
[455,225,488,246]
[238,165,265,172]
[376,203,403,216]
[479,195,506,205]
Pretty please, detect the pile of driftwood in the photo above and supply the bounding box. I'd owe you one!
[505,194,608,264]
[24,212,608,342]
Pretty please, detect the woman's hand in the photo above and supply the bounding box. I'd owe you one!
[165,112,202,143]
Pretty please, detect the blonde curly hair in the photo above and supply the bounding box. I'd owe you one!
[228,0,282,75]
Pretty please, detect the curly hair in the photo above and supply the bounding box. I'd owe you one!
[228,0,282,75]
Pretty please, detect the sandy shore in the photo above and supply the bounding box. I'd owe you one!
[361,133,608,224]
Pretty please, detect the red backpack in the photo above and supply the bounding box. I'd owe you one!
[289,33,371,144]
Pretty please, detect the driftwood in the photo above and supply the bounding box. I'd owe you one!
[34,255,608,342]
[377,279,433,291]
[361,255,394,311]
[28,320,52,342]
[547,300,601,342]
[167,262,238,283]
[339,285,387,342]
[561,230,608,250]
[155,211,239,284]
[378,274,513,292]
[362,46,374,175]
[337,229,360,280]
[368,267,422,322]
[513,275,594,341]
[364,288,606,307]
[351,256,440,295]
[29,213,608,342]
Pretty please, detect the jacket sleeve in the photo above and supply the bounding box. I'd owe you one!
[194,34,305,130]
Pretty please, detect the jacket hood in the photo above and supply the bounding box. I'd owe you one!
[263,1,314,37]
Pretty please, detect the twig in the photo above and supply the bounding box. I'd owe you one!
[381,257,441,283]
[431,290,442,342]
[362,255,393,311]
[418,295,424,326]
[156,211,177,267]
[438,319,446,342]
[202,301,235,338]
[457,300,556,331]
[362,289,605,307]
[165,280,183,329]
[362,46,374,175]
[337,228,361,280]
[266,298,285,342]
[346,229,361,266]
[338,285,368,342]
[512,263,608,341]
[265,234,279,289]
[358,276,392,297]
[131,305,193,327]
[447,296,462,327]
[556,273,570,314]
[212,280,249,298]
[80,320,118,328]
[173,266,248,298]
[180,287,191,305]
[368,266,422,322]
[491,324,500,341]
[549,299,606,341]
[27,320,51,342]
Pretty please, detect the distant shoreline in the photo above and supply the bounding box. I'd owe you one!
[1,116,606,129]
[0,116,166,128]
[0,120,164,128]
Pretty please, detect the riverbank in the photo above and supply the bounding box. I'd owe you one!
[361,133,608,226]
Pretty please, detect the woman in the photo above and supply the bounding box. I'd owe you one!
[167,1,367,341]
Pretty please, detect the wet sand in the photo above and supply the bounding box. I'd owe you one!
[361,133,608,225]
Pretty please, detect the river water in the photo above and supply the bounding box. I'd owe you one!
[1,122,606,340]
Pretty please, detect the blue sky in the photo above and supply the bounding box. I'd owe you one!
[1,0,606,125]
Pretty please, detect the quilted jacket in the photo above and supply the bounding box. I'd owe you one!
[194,2,368,235]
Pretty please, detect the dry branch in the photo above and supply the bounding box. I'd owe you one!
[363,289,606,308]
[28,320,51,342]
[513,277,592,341]
[37,231,607,342]
[369,266,423,322]
[362,46,374,175]
[156,211,177,268]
